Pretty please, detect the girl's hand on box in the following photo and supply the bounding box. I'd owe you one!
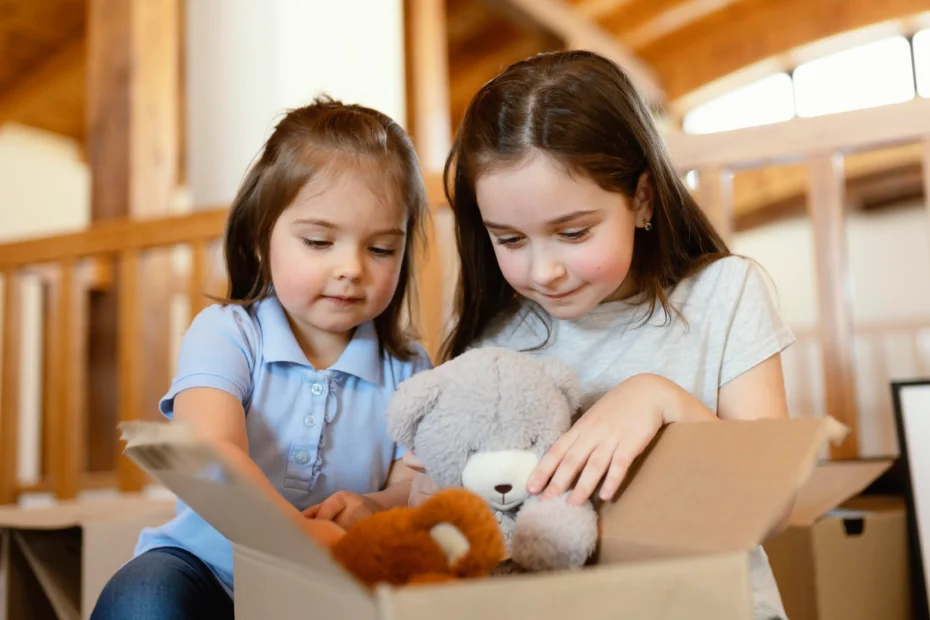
[526,373,716,506]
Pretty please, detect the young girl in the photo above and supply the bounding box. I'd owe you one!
[92,97,432,619]
[417,50,795,620]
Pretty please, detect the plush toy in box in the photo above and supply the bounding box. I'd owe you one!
[386,346,599,573]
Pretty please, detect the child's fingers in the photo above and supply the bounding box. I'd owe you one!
[302,504,322,518]
[315,496,348,522]
[599,448,634,501]
[542,438,592,499]
[528,431,577,494]
[568,444,614,505]
[402,451,427,473]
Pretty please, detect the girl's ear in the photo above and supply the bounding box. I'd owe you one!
[385,368,444,448]
[633,171,654,226]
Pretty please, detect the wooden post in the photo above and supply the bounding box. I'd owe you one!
[696,166,734,243]
[405,0,452,361]
[807,152,859,458]
[922,136,930,239]
[0,271,22,504]
[86,0,179,492]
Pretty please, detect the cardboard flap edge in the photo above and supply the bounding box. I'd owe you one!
[789,458,894,526]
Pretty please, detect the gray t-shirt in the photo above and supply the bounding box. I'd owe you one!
[476,256,795,620]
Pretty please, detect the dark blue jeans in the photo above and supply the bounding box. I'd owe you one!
[91,547,234,620]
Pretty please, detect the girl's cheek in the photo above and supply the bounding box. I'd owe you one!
[571,242,630,282]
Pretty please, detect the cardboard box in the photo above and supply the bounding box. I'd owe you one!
[0,496,175,620]
[120,416,847,620]
[764,459,911,620]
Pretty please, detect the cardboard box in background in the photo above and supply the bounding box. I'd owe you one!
[0,496,175,620]
[121,416,846,620]
[764,459,911,620]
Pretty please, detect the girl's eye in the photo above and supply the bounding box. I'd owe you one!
[559,228,591,242]
[495,236,524,247]
[302,239,331,249]
[369,247,397,257]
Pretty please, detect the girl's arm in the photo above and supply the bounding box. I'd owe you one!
[173,387,346,548]
[718,354,795,538]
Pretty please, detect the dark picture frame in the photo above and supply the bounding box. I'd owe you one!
[892,379,930,620]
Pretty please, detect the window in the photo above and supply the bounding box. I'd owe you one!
[793,36,915,117]
[914,29,930,98]
[683,73,795,134]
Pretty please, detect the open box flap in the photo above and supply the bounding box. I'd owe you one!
[787,459,893,526]
[0,496,173,530]
[119,421,368,594]
[598,417,847,561]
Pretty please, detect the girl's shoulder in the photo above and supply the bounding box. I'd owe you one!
[675,255,778,311]
[184,301,264,365]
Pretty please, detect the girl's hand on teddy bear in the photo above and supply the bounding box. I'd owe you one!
[527,374,669,506]
[304,491,383,528]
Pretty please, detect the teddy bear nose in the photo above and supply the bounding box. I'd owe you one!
[494,484,513,494]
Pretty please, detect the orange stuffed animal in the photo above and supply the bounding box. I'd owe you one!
[330,487,507,587]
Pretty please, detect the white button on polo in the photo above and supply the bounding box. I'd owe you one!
[294,451,309,465]
[310,383,324,396]
[303,415,315,427]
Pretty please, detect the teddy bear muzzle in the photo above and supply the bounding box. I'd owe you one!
[461,449,540,511]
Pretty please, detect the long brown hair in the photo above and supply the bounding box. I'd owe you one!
[221,95,428,360]
[440,50,729,362]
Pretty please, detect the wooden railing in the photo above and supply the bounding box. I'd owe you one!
[0,208,229,503]
[667,96,930,458]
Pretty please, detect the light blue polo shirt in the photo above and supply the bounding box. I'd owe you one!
[134,296,431,592]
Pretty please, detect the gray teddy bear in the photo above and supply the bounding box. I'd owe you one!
[386,346,599,573]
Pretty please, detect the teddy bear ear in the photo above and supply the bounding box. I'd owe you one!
[538,357,581,412]
[385,367,444,448]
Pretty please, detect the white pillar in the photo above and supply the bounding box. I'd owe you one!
[185,0,407,207]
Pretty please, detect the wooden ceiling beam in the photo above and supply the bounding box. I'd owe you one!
[480,0,665,102]
[0,37,84,127]
[572,0,636,21]
[617,0,742,49]
[640,0,930,100]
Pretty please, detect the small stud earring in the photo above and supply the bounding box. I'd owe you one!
[644,221,653,231]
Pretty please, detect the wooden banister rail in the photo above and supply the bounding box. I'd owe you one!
[0,207,231,504]
[0,208,229,269]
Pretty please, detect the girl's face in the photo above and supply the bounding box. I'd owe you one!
[475,150,653,321]
[269,169,406,348]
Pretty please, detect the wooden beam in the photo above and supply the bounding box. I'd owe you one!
[573,0,635,20]
[406,0,452,361]
[0,208,227,269]
[0,38,84,127]
[482,0,664,102]
[86,0,180,491]
[807,153,859,459]
[664,96,930,171]
[641,0,930,100]
[608,0,741,49]
[923,137,930,239]
[0,272,22,504]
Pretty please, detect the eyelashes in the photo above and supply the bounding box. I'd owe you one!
[300,239,397,256]
[493,227,593,247]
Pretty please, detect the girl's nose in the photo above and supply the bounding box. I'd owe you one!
[530,254,566,287]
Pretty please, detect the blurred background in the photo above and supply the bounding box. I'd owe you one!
[0,0,928,507]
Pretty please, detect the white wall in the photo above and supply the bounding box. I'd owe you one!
[0,124,90,486]
[0,124,90,239]
[185,0,406,207]
[732,202,930,456]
